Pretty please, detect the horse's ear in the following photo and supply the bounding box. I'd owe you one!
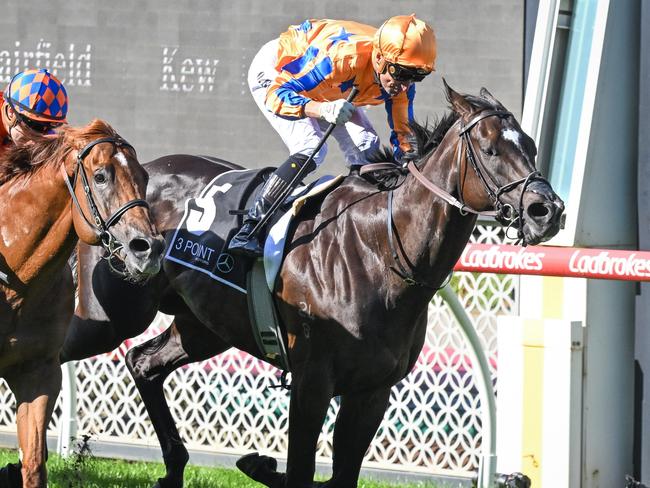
[443,78,472,116]
[480,87,506,109]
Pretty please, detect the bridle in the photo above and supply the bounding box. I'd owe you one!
[407,109,548,243]
[386,109,548,287]
[60,136,149,275]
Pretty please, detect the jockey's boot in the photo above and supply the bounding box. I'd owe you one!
[228,153,315,257]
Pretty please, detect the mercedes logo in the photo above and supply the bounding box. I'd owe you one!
[216,253,235,274]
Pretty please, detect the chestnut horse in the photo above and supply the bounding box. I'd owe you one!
[0,120,164,487]
[60,83,564,488]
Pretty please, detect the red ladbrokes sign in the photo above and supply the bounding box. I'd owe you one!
[455,244,650,281]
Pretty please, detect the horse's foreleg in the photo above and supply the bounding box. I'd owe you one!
[323,387,391,488]
[125,315,226,488]
[59,315,120,363]
[239,367,333,488]
[6,357,62,488]
[284,367,335,488]
[61,243,164,364]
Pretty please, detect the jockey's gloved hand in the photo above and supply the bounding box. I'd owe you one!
[399,136,420,166]
[319,99,355,125]
[399,150,419,167]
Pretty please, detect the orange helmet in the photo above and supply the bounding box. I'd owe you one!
[372,14,436,76]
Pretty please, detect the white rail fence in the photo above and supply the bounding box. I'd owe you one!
[0,225,515,480]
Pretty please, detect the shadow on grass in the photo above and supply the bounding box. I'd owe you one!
[47,456,261,488]
[48,467,159,488]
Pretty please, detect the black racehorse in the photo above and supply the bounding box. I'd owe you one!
[60,82,564,488]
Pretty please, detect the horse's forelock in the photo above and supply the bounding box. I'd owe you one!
[463,94,494,112]
[62,119,117,148]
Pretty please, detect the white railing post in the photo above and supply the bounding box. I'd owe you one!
[57,361,78,458]
[439,284,497,488]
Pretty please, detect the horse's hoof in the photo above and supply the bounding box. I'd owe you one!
[236,452,279,483]
[0,462,22,488]
[152,476,182,488]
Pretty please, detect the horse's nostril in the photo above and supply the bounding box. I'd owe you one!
[129,238,151,254]
[527,202,550,219]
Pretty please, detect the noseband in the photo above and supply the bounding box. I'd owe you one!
[61,136,149,273]
[408,109,548,244]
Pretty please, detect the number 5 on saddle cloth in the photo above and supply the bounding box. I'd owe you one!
[165,166,343,372]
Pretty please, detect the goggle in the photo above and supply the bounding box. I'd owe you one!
[16,112,61,134]
[387,63,430,82]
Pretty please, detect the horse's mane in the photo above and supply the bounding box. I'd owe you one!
[367,112,460,164]
[0,119,118,184]
[367,91,497,164]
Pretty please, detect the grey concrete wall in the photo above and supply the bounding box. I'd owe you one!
[635,0,650,482]
[1,0,523,174]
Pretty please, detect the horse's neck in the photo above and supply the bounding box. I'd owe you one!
[0,162,75,294]
[391,134,476,283]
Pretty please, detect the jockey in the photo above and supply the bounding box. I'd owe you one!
[229,14,437,257]
[0,68,68,156]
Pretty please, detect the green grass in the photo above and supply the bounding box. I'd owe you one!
[0,448,449,487]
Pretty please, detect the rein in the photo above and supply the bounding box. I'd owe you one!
[386,109,547,287]
[60,136,149,275]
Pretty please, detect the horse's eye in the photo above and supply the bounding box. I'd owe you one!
[482,147,498,157]
[94,172,107,184]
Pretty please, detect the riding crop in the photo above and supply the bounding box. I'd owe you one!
[247,86,360,238]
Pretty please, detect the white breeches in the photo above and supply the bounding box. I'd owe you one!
[248,39,380,167]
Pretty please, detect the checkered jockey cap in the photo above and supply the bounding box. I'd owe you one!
[4,69,68,123]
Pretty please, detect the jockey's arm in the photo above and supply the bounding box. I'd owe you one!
[387,85,416,160]
[265,80,354,124]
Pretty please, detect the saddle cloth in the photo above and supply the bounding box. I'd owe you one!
[165,167,270,294]
[165,168,343,293]
[164,166,344,371]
